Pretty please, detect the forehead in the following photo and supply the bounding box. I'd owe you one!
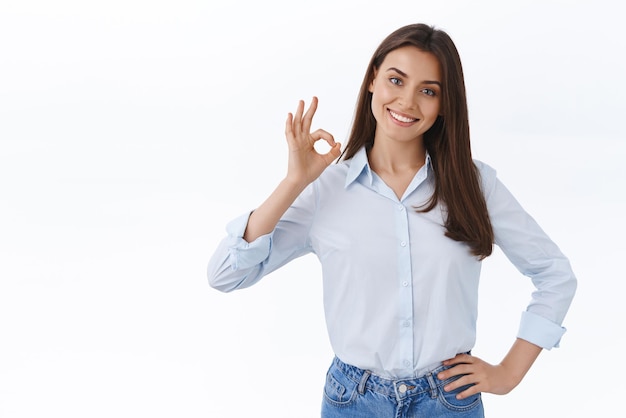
[379,46,441,80]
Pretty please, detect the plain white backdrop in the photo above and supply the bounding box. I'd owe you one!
[1,0,624,417]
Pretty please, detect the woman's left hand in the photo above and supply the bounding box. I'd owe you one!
[436,353,521,400]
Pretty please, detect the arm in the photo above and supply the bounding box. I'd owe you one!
[208,97,341,291]
[439,164,577,399]
[245,96,341,242]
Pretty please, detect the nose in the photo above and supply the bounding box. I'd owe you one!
[400,89,419,110]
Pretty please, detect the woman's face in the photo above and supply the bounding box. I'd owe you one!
[369,46,442,146]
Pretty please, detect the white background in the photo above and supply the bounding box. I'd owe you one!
[1,0,624,417]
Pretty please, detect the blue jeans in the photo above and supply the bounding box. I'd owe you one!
[321,357,484,418]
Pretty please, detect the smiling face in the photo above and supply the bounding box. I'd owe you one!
[368,46,442,146]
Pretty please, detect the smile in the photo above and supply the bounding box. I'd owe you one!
[388,109,418,123]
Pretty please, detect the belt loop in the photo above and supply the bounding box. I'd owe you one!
[426,373,438,399]
[358,370,371,395]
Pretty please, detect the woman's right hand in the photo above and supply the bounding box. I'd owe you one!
[284,96,342,187]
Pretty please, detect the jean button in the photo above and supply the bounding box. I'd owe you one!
[398,384,408,394]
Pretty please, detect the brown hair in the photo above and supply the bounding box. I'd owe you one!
[340,23,493,259]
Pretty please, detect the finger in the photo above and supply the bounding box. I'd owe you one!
[442,353,473,367]
[292,100,305,136]
[310,129,339,164]
[310,128,336,146]
[455,383,481,400]
[301,96,318,134]
[285,112,294,138]
[443,374,473,392]
[438,364,471,381]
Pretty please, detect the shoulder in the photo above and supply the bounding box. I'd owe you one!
[305,160,351,203]
[317,160,350,184]
[473,159,498,198]
[473,159,496,176]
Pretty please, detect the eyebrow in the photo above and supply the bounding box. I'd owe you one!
[386,67,442,87]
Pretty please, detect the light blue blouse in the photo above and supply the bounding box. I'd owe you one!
[208,147,577,379]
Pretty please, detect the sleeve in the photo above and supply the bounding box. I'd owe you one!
[207,181,318,293]
[478,162,577,349]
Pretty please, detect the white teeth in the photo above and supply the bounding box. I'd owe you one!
[389,110,416,123]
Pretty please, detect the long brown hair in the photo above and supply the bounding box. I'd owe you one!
[340,23,493,259]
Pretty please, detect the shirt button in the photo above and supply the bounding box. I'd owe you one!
[398,384,408,394]
[398,205,405,211]
[402,281,408,287]
[400,241,406,247]
[403,360,411,367]
[403,320,411,327]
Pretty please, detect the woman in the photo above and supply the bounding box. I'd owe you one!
[208,23,576,417]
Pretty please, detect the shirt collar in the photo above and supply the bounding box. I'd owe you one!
[344,146,432,189]
[344,147,372,188]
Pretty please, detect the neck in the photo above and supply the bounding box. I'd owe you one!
[368,138,426,174]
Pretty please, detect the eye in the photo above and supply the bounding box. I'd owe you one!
[389,77,403,86]
[421,88,437,97]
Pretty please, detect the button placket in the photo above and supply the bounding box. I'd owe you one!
[395,200,414,375]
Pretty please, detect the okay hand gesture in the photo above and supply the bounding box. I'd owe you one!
[284,97,342,187]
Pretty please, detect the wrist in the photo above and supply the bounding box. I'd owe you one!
[281,176,310,193]
[498,338,542,389]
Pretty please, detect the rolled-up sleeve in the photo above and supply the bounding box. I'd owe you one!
[225,212,273,271]
[479,162,577,349]
[207,182,318,293]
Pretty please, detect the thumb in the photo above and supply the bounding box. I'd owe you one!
[322,142,342,164]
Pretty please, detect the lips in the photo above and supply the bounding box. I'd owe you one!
[388,109,418,123]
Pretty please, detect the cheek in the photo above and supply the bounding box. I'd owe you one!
[370,97,381,122]
[371,85,394,110]
[422,99,441,118]
[371,92,392,124]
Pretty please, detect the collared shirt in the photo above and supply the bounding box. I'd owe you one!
[208,147,577,379]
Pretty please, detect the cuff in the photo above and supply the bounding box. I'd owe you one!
[517,311,567,350]
[225,212,272,270]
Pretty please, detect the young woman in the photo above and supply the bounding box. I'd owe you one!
[208,23,577,417]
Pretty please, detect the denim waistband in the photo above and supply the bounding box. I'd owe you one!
[332,356,453,400]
